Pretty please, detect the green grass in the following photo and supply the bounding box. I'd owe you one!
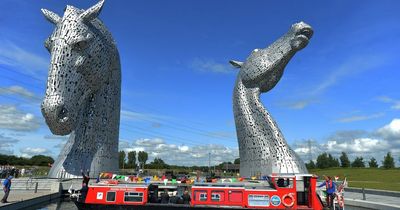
[309,168,400,191]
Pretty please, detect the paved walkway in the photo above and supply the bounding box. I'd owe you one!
[345,191,400,208]
[317,188,400,210]
[0,191,53,208]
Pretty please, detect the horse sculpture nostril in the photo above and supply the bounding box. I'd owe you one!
[58,106,69,120]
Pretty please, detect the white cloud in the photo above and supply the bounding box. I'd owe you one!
[324,138,389,153]
[44,134,69,141]
[377,96,400,110]
[292,119,400,165]
[120,138,238,166]
[0,134,19,155]
[134,138,165,147]
[336,112,384,123]
[53,141,67,149]
[190,58,233,74]
[0,40,48,78]
[20,147,52,158]
[280,99,317,110]
[206,131,236,139]
[0,105,40,131]
[0,86,39,102]
[311,54,386,96]
[377,118,400,142]
[121,110,167,123]
[285,54,387,110]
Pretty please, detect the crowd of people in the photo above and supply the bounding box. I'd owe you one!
[0,166,22,179]
[158,190,191,204]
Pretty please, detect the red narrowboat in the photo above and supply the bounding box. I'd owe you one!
[71,174,325,210]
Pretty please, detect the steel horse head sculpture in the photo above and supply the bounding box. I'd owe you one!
[41,0,121,178]
[230,22,313,177]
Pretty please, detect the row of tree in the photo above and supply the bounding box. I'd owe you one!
[0,154,54,166]
[119,151,148,169]
[118,150,242,171]
[306,152,396,169]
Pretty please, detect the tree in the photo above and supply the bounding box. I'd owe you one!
[119,151,126,169]
[147,157,169,169]
[339,152,350,168]
[382,152,395,169]
[306,160,316,169]
[234,158,240,164]
[328,154,340,168]
[138,151,148,169]
[316,153,341,169]
[127,151,137,169]
[351,157,365,168]
[316,153,330,169]
[30,155,54,166]
[368,157,378,168]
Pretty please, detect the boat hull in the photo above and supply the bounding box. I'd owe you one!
[74,201,247,210]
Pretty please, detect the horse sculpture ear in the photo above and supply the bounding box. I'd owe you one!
[79,0,105,22]
[41,8,61,24]
[229,60,243,68]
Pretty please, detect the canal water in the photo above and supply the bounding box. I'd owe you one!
[32,199,375,210]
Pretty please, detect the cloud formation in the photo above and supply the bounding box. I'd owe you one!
[20,147,52,158]
[377,96,400,110]
[190,58,234,74]
[119,138,238,166]
[292,119,400,165]
[121,110,167,123]
[336,112,384,123]
[0,86,40,102]
[0,134,19,155]
[0,40,48,78]
[280,99,317,110]
[0,105,40,131]
[311,54,386,96]
[282,54,388,110]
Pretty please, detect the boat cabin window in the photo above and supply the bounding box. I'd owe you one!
[124,191,144,202]
[106,191,116,202]
[275,178,294,188]
[211,191,224,202]
[200,193,207,201]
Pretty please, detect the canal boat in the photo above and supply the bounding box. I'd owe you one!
[71,173,325,209]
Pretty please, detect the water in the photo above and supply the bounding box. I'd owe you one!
[29,198,78,210]
[33,199,375,210]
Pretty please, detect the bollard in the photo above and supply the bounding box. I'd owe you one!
[34,182,38,193]
[362,188,366,200]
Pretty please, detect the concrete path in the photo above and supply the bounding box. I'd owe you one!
[317,188,400,210]
[0,191,49,205]
[344,191,400,210]
[0,191,60,210]
[0,191,52,207]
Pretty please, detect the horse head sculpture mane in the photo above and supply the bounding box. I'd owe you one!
[41,0,121,178]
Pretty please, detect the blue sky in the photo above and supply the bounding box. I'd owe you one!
[0,0,400,166]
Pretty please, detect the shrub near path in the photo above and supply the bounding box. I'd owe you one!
[309,168,400,191]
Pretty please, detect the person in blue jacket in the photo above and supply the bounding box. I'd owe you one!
[318,176,336,208]
[2,176,13,203]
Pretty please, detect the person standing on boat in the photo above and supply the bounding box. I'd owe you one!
[182,190,191,204]
[161,189,170,204]
[318,176,336,208]
[81,169,90,187]
[1,176,12,203]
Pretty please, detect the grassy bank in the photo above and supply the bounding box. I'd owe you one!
[309,168,400,191]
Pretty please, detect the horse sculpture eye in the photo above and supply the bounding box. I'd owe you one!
[73,40,88,51]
